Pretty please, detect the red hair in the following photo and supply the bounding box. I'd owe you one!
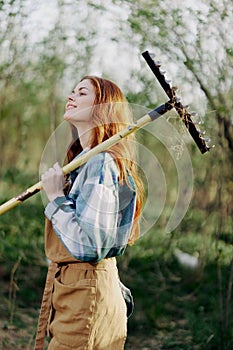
[66,76,144,244]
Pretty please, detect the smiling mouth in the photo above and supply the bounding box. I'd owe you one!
[66,103,77,110]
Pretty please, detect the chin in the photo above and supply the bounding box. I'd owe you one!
[64,116,75,127]
[63,113,69,121]
[63,112,73,122]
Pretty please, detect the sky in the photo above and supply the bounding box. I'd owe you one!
[2,0,232,117]
[19,0,211,109]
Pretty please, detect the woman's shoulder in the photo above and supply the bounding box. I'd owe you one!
[82,151,119,179]
[86,151,117,168]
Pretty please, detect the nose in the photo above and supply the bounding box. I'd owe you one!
[68,94,75,101]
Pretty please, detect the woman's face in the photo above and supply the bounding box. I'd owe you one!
[64,79,96,126]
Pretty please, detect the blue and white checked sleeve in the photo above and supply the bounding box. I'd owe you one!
[44,153,123,262]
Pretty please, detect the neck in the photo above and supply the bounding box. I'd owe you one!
[75,124,93,149]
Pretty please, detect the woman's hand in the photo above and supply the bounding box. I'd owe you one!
[41,162,66,202]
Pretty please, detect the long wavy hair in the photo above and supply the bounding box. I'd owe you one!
[66,76,144,244]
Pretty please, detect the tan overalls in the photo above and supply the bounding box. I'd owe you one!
[35,219,127,350]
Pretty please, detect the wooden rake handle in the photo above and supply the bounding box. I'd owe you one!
[0,102,172,215]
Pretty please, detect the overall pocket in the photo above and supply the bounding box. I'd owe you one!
[50,276,97,347]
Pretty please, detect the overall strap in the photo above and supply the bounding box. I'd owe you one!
[34,261,58,350]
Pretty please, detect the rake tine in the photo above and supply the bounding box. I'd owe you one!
[142,50,210,154]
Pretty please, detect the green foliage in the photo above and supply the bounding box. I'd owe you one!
[119,227,233,350]
[0,202,45,265]
[0,170,45,269]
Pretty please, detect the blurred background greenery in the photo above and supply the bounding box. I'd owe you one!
[0,0,232,349]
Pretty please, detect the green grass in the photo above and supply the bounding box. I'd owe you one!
[119,228,233,350]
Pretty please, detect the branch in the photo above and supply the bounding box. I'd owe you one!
[181,46,233,153]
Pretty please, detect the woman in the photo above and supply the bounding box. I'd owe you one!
[40,76,144,349]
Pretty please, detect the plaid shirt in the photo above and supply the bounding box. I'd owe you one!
[45,149,136,262]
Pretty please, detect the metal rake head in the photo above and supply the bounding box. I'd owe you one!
[142,50,213,154]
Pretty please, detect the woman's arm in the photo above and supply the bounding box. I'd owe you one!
[41,154,121,262]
